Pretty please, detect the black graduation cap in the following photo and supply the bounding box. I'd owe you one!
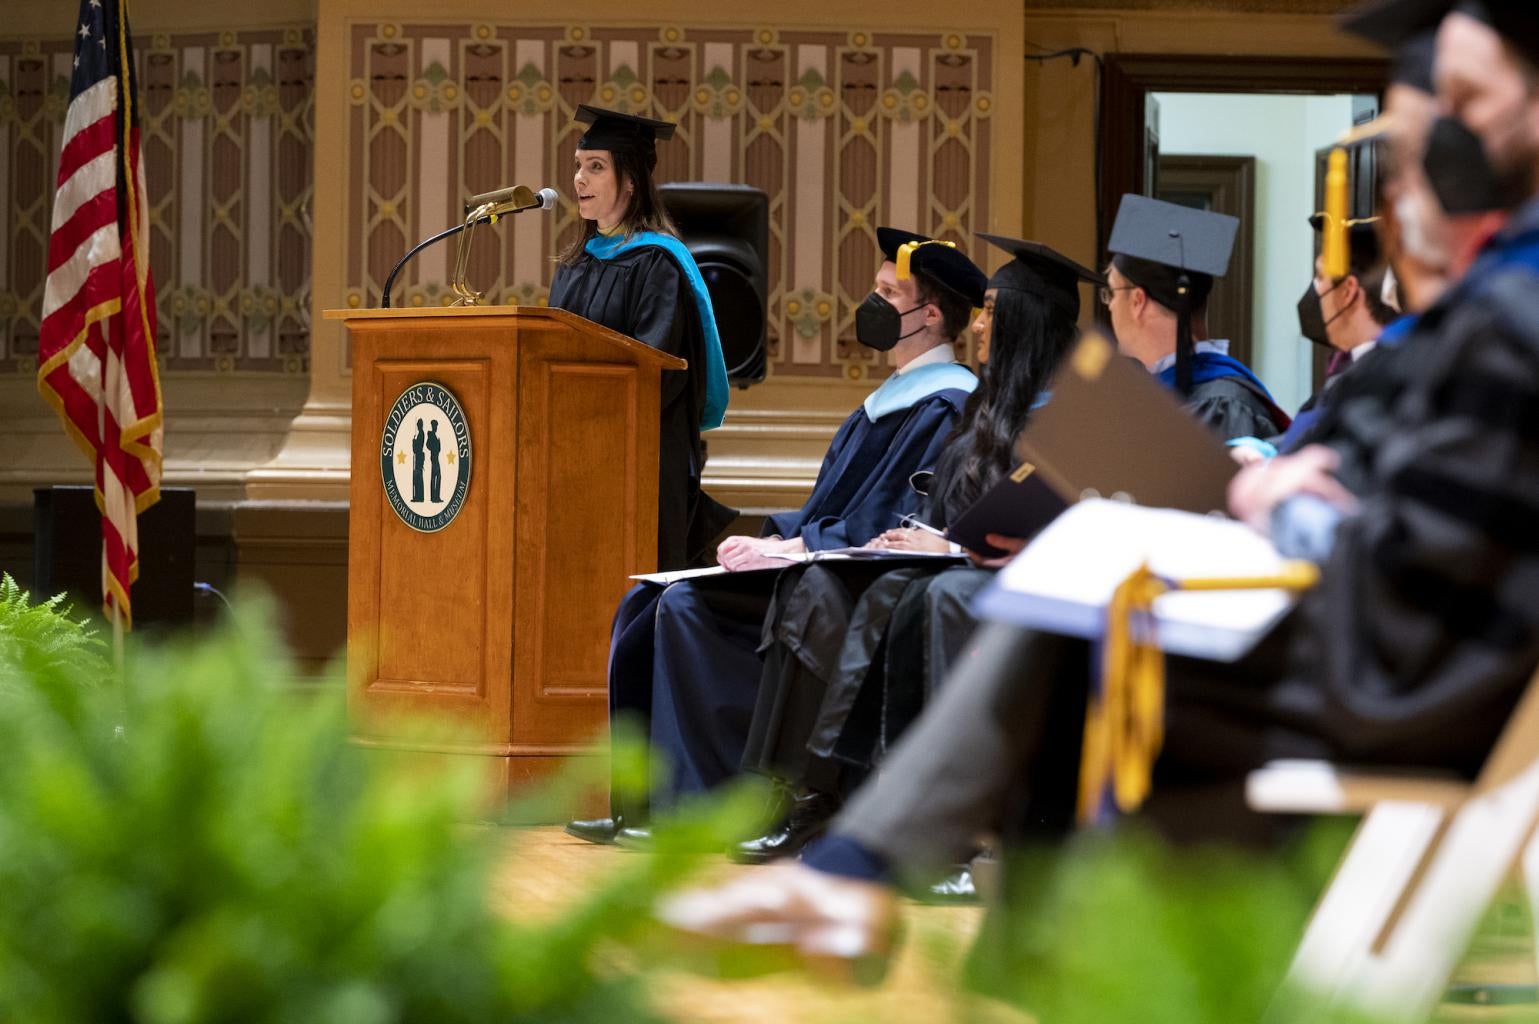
[1106,194,1239,396]
[1393,30,1438,93]
[1309,213,1383,274]
[1342,0,1539,65]
[877,226,929,261]
[977,233,1106,318]
[574,105,677,168]
[875,226,988,308]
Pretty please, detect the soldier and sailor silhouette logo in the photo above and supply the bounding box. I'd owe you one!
[380,382,472,532]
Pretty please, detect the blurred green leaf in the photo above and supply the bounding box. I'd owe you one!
[0,589,680,1023]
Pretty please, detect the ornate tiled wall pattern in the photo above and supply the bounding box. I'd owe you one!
[0,27,314,377]
[346,24,993,381]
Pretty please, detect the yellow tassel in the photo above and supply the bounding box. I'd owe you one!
[895,238,958,281]
[1076,560,1321,825]
[1322,148,1350,280]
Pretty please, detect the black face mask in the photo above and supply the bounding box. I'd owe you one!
[1423,115,1524,215]
[1296,278,1351,349]
[854,292,928,352]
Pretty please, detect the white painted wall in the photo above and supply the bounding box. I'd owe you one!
[1152,92,1363,414]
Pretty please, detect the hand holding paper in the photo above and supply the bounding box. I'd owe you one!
[974,499,1310,661]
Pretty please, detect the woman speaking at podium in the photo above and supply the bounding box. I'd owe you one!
[548,105,730,570]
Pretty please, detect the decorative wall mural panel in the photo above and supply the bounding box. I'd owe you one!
[0,27,314,377]
[346,24,994,382]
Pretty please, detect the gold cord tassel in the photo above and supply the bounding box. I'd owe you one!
[1076,560,1322,825]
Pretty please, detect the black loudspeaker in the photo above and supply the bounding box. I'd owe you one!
[659,182,769,387]
[33,486,196,629]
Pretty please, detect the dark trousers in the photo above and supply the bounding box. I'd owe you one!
[606,583,666,821]
[647,575,777,805]
[832,618,1321,879]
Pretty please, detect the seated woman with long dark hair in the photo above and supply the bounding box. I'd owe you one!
[733,235,1103,864]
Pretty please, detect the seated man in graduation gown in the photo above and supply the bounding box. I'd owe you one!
[1262,29,1512,465]
[1231,218,1399,461]
[1104,195,1291,441]
[657,1,1539,959]
[565,228,988,845]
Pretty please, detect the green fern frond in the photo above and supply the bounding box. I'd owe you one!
[0,572,109,691]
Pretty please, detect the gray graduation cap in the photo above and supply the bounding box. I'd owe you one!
[977,232,1106,318]
[573,105,677,168]
[1107,194,1239,395]
[1107,194,1238,283]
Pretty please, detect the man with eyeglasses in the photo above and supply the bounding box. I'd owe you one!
[1101,196,1291,442]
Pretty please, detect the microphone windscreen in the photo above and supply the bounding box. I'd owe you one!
[537,187,559,210]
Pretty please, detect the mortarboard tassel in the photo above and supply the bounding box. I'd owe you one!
[1174,272,1194,396]
[1322,148,1351,281]
[1077,560,1322,826]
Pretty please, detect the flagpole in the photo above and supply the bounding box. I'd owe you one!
[39,0,163,657]
[111,601,125,676]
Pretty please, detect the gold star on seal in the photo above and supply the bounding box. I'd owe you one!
[396,450,406,465]
[446,451,456,465]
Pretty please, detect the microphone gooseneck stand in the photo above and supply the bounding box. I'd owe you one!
[380,220,479,310]
[380,187,558,309]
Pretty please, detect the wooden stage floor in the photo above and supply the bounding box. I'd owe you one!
[491,826,1538,1024]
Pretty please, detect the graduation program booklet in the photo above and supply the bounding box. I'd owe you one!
[630,547,966,585]
[946,461,1069,558]
[1013,332,1240,515]
[944,332,1240,558]
[973,499,1301,662]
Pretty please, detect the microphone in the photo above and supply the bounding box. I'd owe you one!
[381,186,558,308]
[464,185,560,219]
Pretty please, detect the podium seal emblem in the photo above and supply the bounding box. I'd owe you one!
[379,381,472,533]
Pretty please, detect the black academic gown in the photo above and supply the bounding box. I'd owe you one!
[1264,344,1392,453]
[744,375,1288,794]
[611,379,975,810]
[743,434,996,788]
[1186,376,1288,442]
[550,246,731,569]
[827,199,1539,895]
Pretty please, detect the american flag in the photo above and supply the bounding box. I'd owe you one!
[35,0,163,629]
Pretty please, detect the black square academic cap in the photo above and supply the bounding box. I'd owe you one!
[1342,0,1539,66]
[1393,30,1438,93]
[1106,194,1238,311]
[977,232,1106,318]
[876,226,930,262]
[1339,0,1453,50]
[1308,213,1383,274]
[574,105,677,167]
[875,226,989,308]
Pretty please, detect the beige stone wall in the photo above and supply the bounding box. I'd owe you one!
[3,0,1025,516]
[1016,4,1378,273]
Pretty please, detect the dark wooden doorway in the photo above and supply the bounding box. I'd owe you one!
[1097,55,1390,261]
[1157,154,1257,367]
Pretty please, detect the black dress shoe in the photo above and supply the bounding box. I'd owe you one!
[729,789,839,865]
[565,815,626,845]
[917,864,978,904]
[614,825,653,850]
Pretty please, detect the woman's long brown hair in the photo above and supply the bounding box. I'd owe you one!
[558,146,679,266]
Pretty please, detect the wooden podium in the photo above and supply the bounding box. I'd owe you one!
[326,305,685,802]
